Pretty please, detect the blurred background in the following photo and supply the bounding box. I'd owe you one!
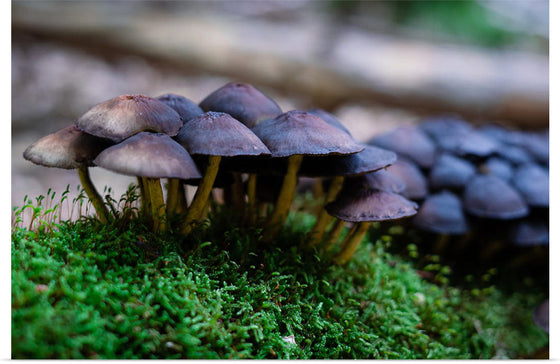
[11,0,549,212]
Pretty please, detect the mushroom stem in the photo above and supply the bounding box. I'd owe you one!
[308,176,345,245]
[265,154,304,237]
[78,165,109,224]
[247,173,258,225]
[433,234,450,256]
[181,155,221,234]
[137,176,148,217]
[333,222,371,265]
[322,218,346,251]
[166,178,187,215]
[144,177,166,232]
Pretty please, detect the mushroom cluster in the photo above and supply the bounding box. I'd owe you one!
[23,82,419,264]
[367,116,549,263]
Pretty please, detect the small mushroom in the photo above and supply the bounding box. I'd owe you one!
[94,132,201,232]
[533,299,549,333]
[412,191,468,235]
[479,157,514,182]
[252,110,364,237]
[509,220,549,247]
[512,163,549,208]
[23,125,114,223]
[307,108,353,136]
[367,126,436,168]
[75,94,183,143]
[199,82,282,128]
[429,153,476,190]
[385,158,428,200]
[463,174,528,219]
[175,111,270,233]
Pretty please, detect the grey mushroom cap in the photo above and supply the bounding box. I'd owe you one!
[419,115,473,141]
[479,157,514,182]
[463,174,528,219]
[367,126,436,168]
[386,158,428,200]
[252,110,364,158]
[199,82,282,128]
[76,94,183,143]
[512,163,549,208]
[353,170,406,194]
[509,220,549,247]
[429,153,476,190]
[23,125,113,169]
[413,191,469,235]
[175,111,271,157]
[93,132,201,180]
[157,93,203,124]
[307,108,353,136]
[299,144,397,178]
[325,186,418,223]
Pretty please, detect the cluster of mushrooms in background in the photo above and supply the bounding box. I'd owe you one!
[22,82,549,266]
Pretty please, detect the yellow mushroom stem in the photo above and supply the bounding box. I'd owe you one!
[78,165,109,224]
[246,173,258,225]
[143,177,166,233]
[308,175,345,245]
[136,176,148,217]
[322,218,346,252]
[333,221,371,265]
[166,178,187,215]
[181,155,221,235]
[264,154,304,238]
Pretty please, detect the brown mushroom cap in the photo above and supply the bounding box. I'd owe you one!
[157,93,203,124]
[199,82,282,128]
[368,126,436,168]
[463,174,528,219]
[175,111,270,157]
[93,132,201,180]
[252,110,364,158]
[412,191,469,235]
[299,144,396,178]
[23,125,113,169]
[76,94,183,143]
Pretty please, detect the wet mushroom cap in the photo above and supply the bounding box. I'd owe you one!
[325,188,418,222]
[299,145,397,178]
[175,111,270,157]
[429,153,476,190]
[512,163,549,208]
[199,82,282,128]
[76,94,183,143]
[157,93,203,124]
[412,191,469,235]
[463,174,528,219]
[252,110,364,158]
[307,108,352,136]
[385,158,428,200]
[367,126,436,168]
[93,132,201,180]
[23,125,113,169]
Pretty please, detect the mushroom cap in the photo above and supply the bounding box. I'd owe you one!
[325,186,418,222]
[175,111,271,157]
[93,132,201,179]
[479,157,514,182]
[512,163,549,208]
[252,110,364,158]
[386,158,428,200]
[307,108,352,136]
[533,299,549,333]
[23,125,113,169]
[76,94,183,143]
[354,170,406,194]
[517,132,549,165]
[199,82,282,128]
[420,115,473,141]
[413,191,469,235]
[429,153,476,190]
[447,130,499,158]
[495,144,534,165]
[156,93,203,124]
[463,174,528,219]
[299,145,396,177]
[509,220,549,247]
[367,126,436,168]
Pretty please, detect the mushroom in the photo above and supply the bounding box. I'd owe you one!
[429,153,476,190]
[23,125,114,223]
[385,158,428,200]
[75,94,183,143]
[367,126,436,168]
[479,157,514,182]
[533,299,549,333]
[412,191,468,235]
[325,175,418,264]
[252,110,364,237]
[157,93,204,215]
[512,163,549,208]
[94,132,201,232]
[199,82,283,128]
[175,111,270,234]
[463,174,528,219]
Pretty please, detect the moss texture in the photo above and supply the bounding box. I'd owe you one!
[11,190,548,359]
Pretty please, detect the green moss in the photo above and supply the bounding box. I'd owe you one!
[11,195,548,359]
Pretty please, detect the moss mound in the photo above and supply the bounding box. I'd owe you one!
[12,202,547,359]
